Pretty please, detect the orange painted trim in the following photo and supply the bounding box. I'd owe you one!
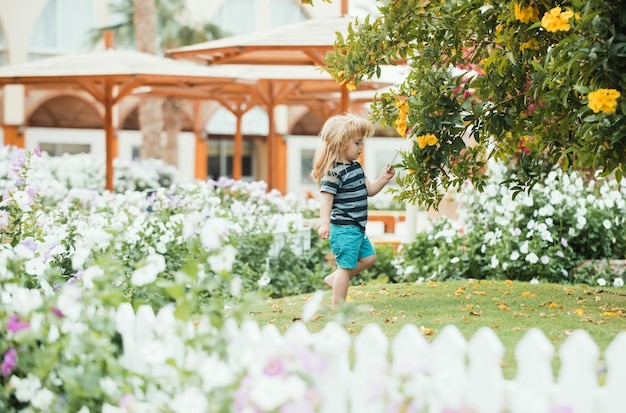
[275,134,287,194]
[2,125,23,148]
[194,131,207,180]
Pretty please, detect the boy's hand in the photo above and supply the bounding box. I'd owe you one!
[318,223,330,240]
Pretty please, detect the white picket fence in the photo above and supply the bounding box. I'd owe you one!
[116,304,626,413]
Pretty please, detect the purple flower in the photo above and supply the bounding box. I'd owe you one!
[1,347,17,377]
[7,315,30,333]
[33,148,42,157]
[560,237,568,248]
[50,307,64,319]
[18,238,37,252]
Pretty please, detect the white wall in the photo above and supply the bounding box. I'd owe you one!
[24,128,196,183]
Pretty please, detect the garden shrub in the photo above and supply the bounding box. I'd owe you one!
[395,160,626,286]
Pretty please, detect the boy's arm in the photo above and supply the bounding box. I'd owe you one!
[366,165,395,196]
[318,191,334,239]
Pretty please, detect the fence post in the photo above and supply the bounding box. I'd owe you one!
[390,323,431,411]
[313,321,352,413]
[511,328,554,413]
[601,331,626,413]
[555,329,599,413]
[350,323,389,412]
[467,326,505,413]
[428,325,467,412]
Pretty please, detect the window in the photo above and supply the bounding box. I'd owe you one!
[39,142,90,156]
[29,0,94,60]
[208,139,253,180]
[215,0,307,36]
[270,0,308,27]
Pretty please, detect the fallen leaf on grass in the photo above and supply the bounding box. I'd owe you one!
[469,311,482,316]
[521,292,536,297]
[575,308,584,316]
[420,326,434,336]
[603,311,620,317]
[498,302,510,311]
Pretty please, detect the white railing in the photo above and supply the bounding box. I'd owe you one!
[116,304,626,413]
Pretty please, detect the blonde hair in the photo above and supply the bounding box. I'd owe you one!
[310,113,375,185]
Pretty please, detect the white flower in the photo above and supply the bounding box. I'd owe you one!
[13,190,32,211]
[302,290,324,322]
[31,387,55,409]
[56,284,83,320]
[576,215,587,229]
[519,241,529,254]
[200,218,230,250]
[170,386,209,413]
[230,277,242,297]
[82,265,105,288]
[450,257,460,264]
[24,257,46,276]
[0,210,8,229]
[525,253,539,264]
[530,278,539,285]
[490,255,499,268]
[9,287,43,315]
[9,374,41,403]
[131,253,166,286]
[540,255,550,265]
[207,245,237,274]
[597,278,607,287]
[48,325,60,343]
[510,251,520,261]
[613,278,624,287]
[603,219,612,229]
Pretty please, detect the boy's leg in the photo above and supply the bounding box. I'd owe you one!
[332,267,352,308]
[324,255,376,287]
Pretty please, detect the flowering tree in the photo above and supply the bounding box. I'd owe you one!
[304,0,625,209]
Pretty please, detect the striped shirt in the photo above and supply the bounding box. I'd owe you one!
[320,161,368,229]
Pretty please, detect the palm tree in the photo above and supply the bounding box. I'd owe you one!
[90,0,227,166]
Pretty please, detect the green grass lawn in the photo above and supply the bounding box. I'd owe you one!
[247,279,626,379]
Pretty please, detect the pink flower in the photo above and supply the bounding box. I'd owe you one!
[1,347,17,377]
[7,315,30,333]
[263,358,286,376]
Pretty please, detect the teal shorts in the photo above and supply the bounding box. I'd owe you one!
[329,224,376,269]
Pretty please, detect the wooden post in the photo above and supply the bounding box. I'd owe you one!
[193,102,207,180]
[104,80,116,191]
[233,110,243,180]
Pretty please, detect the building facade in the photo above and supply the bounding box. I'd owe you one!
[0,0,403,199]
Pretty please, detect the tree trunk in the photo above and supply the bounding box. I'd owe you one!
[133,0,164,161]
[162,98,182,167]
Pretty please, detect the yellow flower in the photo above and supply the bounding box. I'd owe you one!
[514,3,539,23]
[520,38,539,51]
[541,7,574,32]
[587,89,621,114]
[395,118,407,137]
[417,133,438,149]
[346,82,356,91]
[395,98,409,136]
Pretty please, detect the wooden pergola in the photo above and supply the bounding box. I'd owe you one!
[0,41,251,191]
[166,3,401,190]
[142,63,399,189]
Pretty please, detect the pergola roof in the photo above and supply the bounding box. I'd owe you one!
[0,49,249,86]
[0,49,249,191]
[167,16,354,66]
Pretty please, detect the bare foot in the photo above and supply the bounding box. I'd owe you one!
[323,274,333,288]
